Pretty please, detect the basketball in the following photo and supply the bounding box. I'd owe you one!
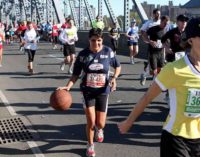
[50,90,72,111]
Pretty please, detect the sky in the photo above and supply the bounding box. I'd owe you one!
[87,0,190,16]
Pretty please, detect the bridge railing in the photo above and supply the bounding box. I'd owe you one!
[76,31,148,60]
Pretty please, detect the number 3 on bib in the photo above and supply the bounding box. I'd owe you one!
[184,88,200,118]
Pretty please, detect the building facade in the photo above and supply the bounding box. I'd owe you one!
[138,1,188,22]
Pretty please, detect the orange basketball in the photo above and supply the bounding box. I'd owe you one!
[50,90,72,111]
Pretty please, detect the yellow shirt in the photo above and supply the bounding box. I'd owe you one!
[92,20,105,30]
[155,55,200,139]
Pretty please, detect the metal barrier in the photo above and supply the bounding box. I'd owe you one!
[76,31,148,59]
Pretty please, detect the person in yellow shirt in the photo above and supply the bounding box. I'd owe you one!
[118,17,200,157]
[92,16,105,30]
[59,20,78,74]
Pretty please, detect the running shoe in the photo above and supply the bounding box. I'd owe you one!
[140,74,146,86]
[53,45,57,49]
[130,58,135,64]
[131,60,135,64]
[29,69,35,75]
[95,128,104,143]
[60,62,65,71]
[68,69,73,74]
[20,46,24,52]
[86,144,96,157]
[0,64,2,67]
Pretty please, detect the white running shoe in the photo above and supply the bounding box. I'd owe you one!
[68,69,73,74]
[140,74,146,86]
[130,58,135,64]
[0,64,2,67]
[60,62,65,71]
[95,128,104,143]
[86,144,96,157]
[53,45,57,49]
[20,47,24,52]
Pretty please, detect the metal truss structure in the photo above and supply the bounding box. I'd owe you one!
[0,0,148,31]
[69,0,79,27]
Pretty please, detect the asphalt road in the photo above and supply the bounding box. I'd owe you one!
[0,42,169,157]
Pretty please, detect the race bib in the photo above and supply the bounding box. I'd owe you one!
[184,88,200,118]
[86,73,106,88]
[156,40,163,48]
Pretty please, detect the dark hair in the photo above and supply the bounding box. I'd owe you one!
[185,17,200,40]
[67,18,71,23]
[161,15,170,22]
[153,9,160,14]
[26,21,32,25]
[180,41,191,50]
[89,28,103,38]
[177,14,189,22]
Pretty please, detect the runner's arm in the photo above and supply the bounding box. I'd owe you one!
[118,81,162,134]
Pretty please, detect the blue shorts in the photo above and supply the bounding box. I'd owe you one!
[128,41,138,46]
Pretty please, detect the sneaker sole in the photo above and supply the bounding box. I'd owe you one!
[140,75,146,86]
[60,65,65,71]
[86,152,96,157]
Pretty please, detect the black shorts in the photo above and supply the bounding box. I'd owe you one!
[82,92,109,112]
[52,36,58,43]
[63,44,75,57]
[149,52,165,70]
[161,130,200,157]
[111,39,118,52]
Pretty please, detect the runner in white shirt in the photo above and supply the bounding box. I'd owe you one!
[140,9,161,86]
[59,20,78,74]
[23,21,38,75]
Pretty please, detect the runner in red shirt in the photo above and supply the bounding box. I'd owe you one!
[61,18,71,29]
[15,21,27,51]
[52,21,59,49]
[0,33,5,67]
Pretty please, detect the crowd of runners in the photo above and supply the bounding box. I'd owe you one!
[0,8,200,157]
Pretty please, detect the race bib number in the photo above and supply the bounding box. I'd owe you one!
[184,88,200,118]
[86,73,106,88]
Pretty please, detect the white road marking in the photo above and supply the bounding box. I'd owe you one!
[27,141,45,157]
[48,54,64,61]
[0,91,17,116]
[0,90,45,157]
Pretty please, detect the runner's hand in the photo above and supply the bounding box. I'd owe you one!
[149,40,157,48]
[118,120,132,134]
[166,48,173,54]
[109,78,116,92]
[56,86,70,91]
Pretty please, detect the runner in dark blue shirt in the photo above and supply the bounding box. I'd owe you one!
[73,45,120,94]
[57,28,121,157]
